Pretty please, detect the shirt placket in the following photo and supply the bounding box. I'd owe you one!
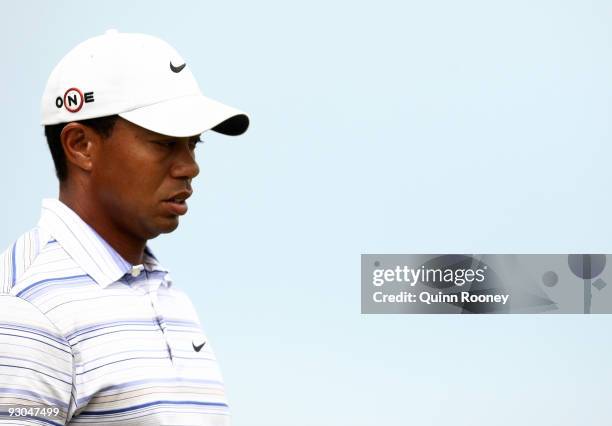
[148,287,174,363]
[130,267,175,364]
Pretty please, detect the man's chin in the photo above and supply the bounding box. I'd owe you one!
[145,216,180,238]
[158,217,180,234]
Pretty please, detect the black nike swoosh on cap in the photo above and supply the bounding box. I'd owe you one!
[192,340,206,352]
[170,61,186,73]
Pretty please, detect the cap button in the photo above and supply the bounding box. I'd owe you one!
[105,28,119,35]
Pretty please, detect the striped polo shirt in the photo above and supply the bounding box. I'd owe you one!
[0,198,230,425]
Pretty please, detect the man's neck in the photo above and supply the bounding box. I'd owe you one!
[59,190,146,265]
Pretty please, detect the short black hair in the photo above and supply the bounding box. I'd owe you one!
[44,115,119,182]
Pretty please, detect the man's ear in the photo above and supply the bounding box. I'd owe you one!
[60,123,101,174]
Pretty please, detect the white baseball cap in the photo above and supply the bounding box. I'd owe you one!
[41,29,249,137]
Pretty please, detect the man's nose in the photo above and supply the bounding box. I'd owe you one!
[170,142,200,179]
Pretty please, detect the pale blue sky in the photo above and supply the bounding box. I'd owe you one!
[1,1,611,424]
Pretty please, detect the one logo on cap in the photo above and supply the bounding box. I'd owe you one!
[55,88,95,113]
[170,61,186,73]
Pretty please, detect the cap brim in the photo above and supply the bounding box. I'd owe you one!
[118,95,249,137]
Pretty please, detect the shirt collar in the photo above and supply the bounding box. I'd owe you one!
[37,198,172,288]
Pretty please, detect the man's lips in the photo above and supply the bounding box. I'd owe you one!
[164,190,192,203]
[162,190,192,216]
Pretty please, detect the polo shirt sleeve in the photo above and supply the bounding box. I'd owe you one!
[0,295,73,425]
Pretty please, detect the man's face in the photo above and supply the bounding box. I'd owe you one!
[90,117,201,241]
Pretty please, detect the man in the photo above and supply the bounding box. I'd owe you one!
[0,30,248,425]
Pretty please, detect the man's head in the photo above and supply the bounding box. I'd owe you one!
[45,115,200,238]
[41,30,249,242]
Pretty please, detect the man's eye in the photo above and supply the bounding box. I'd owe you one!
[152,139,202,149]
[153,141,175,147]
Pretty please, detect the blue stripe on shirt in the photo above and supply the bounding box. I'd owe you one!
[79,400,229,416]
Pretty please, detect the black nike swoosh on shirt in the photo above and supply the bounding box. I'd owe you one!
[170,61,186,73]
[192,341,206,352]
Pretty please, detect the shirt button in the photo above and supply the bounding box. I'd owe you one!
[130,264,145,277]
